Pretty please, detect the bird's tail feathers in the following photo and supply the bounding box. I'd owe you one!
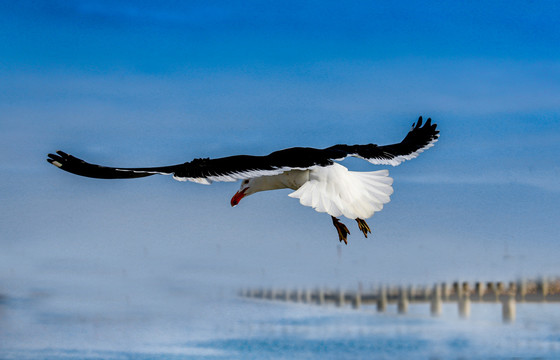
[288,164,393,219]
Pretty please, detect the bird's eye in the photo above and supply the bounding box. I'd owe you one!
[242,180,249,185]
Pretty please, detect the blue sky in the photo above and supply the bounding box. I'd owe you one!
[1,0,560,295]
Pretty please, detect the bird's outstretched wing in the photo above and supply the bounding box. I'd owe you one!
[46,148,338,184]
[327,116,439,166]
[47,116,438,184]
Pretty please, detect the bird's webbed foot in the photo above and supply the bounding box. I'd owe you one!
[331,216,350,244]
[355,218,371,238]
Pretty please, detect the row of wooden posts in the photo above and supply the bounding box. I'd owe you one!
[240,279,560,323]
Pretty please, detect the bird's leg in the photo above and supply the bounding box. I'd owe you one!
[331,216,350,244]
[355,218,371,238]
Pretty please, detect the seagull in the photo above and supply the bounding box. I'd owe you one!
[47,116,439,244]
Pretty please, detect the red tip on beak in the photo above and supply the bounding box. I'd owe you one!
[230,188,247,207]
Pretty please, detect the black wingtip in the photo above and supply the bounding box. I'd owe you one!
[47,150,72,169]
[413,116,423,129]
[46,155,63,168]
[48,151,63,159]
[404,115,439,142]
[413,116,438,132]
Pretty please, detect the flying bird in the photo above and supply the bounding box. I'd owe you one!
[47,116,439,244]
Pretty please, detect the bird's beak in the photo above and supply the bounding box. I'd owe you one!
[230,188,248,207]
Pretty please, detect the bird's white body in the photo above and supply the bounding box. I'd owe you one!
[244,169,310,192]
[243,163,393,220]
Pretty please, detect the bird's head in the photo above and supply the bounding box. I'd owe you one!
[230,179,254,207]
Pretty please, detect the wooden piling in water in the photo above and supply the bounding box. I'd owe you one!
[442,283,450,301]
[430,284,442,317]
[296,289,302,303]
[462,282,470,297]
[422,285,431,300]
[453,282,461,299]
[474,282,484,301]
[398,287,409,314]
[485,282,499,302]
[517,280,527,302]
[304,288,312,303]
[408,285,416,301]
[502,295,516,323]
[377,286,387,313]
[353,291,362,309]
[458,294,471,318]
[538,278,549,301]
[336,288,345,307]
[317,288,325,305]
[496,282,505,293]
[268,289,276,300]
